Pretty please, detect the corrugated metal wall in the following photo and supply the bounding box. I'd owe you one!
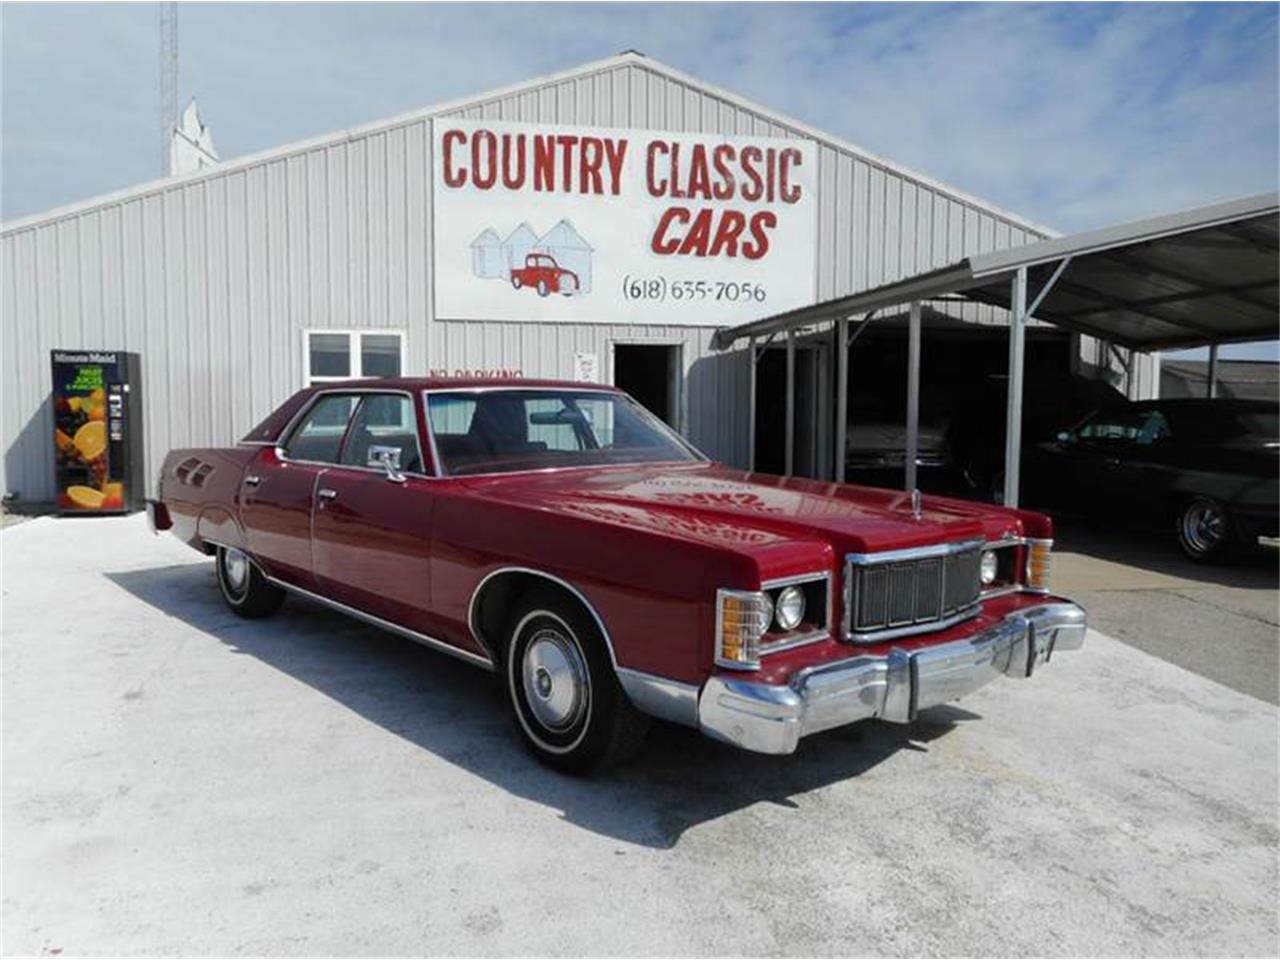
[0,56,1154,501]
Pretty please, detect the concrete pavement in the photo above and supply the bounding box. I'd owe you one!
[3,515,1277,956]
[1054,521,1279,704]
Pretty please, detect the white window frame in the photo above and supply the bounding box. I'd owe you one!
[303,329,407,386]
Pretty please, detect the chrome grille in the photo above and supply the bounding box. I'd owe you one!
[846,541,983,641]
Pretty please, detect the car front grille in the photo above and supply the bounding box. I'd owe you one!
[845,541,983,641]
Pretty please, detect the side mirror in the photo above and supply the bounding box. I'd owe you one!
[368,445,406,483]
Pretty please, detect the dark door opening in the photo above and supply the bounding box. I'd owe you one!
[613,344,680,428]
[754,346,820,476]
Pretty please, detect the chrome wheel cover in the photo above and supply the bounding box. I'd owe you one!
[222,548,250,595]
[1182,502,1225,554]
[521,627,588,731]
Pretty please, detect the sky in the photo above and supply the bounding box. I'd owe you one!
[2,2,1277,358]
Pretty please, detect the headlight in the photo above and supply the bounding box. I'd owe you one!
[715,590,773,670]
[980,550,999,585]
[1026,539,1053,592]
[774,585,806,631]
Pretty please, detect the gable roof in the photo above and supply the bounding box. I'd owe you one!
[2,51,1054,237]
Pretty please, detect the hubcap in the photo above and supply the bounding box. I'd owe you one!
[223,548,250,594]
[521,628,588,731]
[1182,503,1225,553]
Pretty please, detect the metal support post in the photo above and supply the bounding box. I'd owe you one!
[835,318,848,483]
[1207,343,1219,398]
[1003,268,1028,508]
[784,329,796,477]
[905,301,922,492]
[747,337,757,470]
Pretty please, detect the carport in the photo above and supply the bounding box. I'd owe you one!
[713,191,1279,506]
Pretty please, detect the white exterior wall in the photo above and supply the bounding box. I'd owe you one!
[0,54,1156,501]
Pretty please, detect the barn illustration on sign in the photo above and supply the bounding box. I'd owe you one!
[470,219,594,298]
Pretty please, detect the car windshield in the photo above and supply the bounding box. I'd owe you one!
[426,389,703,476]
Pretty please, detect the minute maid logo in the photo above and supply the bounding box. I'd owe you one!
[470,219,594,297]
[54,351,117,364]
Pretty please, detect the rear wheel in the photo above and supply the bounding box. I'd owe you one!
[1177,497,1231,563]
[502,587,648,773]
[215,545,285,617]
[536,279,550,297]
[511,276,522,289]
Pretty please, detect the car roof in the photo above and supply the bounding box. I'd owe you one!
[1129,398,1278,412]
[305,376,624,392]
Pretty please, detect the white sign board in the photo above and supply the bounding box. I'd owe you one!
[572,352,599,383]
[432,119,817,326]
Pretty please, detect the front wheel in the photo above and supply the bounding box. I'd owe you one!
[1177,497,1232,563]
[502,588,648,773]
[215,545,285,617]
[536,279,550,297]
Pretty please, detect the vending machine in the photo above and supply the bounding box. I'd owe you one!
[51,350,144,514]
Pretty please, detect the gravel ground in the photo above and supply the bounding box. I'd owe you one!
[3,515,1277,957]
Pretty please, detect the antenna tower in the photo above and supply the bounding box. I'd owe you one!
[160,2,178,174]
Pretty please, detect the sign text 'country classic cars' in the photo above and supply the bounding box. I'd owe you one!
[432,119,817,326]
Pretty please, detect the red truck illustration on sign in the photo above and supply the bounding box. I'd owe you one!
[511,253,581,297]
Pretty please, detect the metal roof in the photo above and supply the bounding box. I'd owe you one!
[0,52,1052,238]
[714,192,1279,352]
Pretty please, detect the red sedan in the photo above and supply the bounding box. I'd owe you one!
[149,378,1086,772]
[510,253,580,297]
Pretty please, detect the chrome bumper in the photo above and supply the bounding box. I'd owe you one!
[698,602,1086,755]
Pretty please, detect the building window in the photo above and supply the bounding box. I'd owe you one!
[304,331,405,385]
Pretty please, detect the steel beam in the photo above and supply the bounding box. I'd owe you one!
[785,330,796,477]
[905,301,922,492]
[1003,268,1028,507]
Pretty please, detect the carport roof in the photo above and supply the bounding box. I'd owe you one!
[714,192,1279,352]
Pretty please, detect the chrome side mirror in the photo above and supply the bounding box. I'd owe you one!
[368,445,406,483]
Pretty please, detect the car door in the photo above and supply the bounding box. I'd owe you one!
[1059,406,1160,515]
[240,392,359,587]
[310,391,440,635]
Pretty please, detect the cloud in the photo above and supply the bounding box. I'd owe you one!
[3,1,1277,237]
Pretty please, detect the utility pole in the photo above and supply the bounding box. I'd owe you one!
[159,2,178,175]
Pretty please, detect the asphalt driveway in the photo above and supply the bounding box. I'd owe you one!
[3,515,1277,956]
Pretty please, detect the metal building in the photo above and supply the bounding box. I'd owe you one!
[0,52,1156,502]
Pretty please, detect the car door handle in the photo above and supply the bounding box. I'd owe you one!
[244,474,261,486]
[317,488,338,501]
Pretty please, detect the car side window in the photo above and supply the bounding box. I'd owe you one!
[340,394,423,473]
[1136,411,1172,446]
[282,394,358,463]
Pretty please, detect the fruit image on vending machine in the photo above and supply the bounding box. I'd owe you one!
[51,350,144,514]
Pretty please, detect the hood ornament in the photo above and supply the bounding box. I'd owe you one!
[911,488,922,520]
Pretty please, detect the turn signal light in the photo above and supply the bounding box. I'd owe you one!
[1026,539,1053,593]
[716,590,773,670]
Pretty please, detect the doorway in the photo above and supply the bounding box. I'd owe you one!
[612,343,682,428]
[754,344,823,477]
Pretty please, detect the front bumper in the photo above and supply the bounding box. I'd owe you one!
[698,602,1086,755]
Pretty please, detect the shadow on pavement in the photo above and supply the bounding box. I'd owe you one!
[107,561,979,849]
[1054,516,1279,590]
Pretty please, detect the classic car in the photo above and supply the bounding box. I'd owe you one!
[1023,397,1279,561]
[948,371,1129,503]
[149,378,1086,772]
[510,254,580,297]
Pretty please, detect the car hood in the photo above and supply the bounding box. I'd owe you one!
[462,462,1024,557]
